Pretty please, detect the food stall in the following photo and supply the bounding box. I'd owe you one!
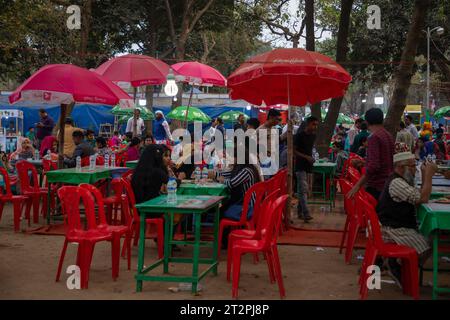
[0,109,24,153]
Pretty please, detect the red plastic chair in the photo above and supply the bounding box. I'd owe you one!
[121,169,133,182]
[0,167,29,231]
[121,177,164,259]
[357,193,419,300]
[226,189,280,282]
[79,183,132,270]
[103,178,124,225]
[229,193,288,299]
[217,180,267,257]
[42,158,59,211]
[56,186,122,289]
[80,155,104,167]
[115,152,128,167]
[16,160,48,224]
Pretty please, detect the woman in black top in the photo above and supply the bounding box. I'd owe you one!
[131,144,170,206]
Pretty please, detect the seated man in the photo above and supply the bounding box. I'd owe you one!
[376,149,436,287]
[64,130,95,168]
[330,141,348,177]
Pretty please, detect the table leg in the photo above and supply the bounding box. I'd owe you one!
[191,213,201,294]
[432,231,439,300]
[212,204,219,276]
[163,212,170,274]
[136,214,146,292]
[46,183,51,225]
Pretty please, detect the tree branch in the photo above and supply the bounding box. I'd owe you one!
[164,0,176,44]
[188,0,215,33]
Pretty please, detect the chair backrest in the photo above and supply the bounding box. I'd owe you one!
[115,152,128,167]
[121,169,134,182]
[254,188,280,239]
[57,186,98,231]
[42,159,58,187]
[356,192,383,247]
[120,177,139,221]
[79,183,109,225]
[96,155,105,166]
[0,167,13,197]
[268,168,288,195]
[240,180,267,224]
[338,178,356,217]
[16,160,40,193]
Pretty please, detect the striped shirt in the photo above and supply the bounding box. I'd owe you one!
[389,177,421,204]
[222,167,258,206]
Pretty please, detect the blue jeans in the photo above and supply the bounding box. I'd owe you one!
[296,171,310,218]
[224,204,254,221]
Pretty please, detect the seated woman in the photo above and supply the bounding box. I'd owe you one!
[132,144,171,203]
[215,136,261,221]
[10,138,35,162]
[39,135,58,160]
[95,136,112,157]
[330,141,348,177]
[126,137,141,161]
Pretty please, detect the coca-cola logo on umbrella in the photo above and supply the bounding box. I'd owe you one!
[43,92,52,101]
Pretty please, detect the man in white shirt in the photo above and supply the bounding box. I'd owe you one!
[347,118,362,151]
[126,109,145,137]
[404,115,419,140]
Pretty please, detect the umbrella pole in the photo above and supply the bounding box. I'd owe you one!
[184,86,194,128]
[286,76,293,229]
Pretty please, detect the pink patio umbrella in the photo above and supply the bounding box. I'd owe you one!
[9,64,134,167]
[171,61,227,127]
[94,54,171,101]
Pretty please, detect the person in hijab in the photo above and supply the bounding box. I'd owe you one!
[10,137,35,161]
[39,135,58,158]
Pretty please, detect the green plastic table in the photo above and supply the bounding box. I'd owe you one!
[430,186,450,199]
[126,160,138,169]
[178,182,229,196]
[418,202,450,299]
[45,166,113,224]
[135,194,224,294]
[309,162,337,209]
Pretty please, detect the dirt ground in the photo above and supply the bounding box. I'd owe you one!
[0,199,448,300]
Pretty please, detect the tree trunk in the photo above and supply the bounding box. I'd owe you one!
[53,102,75,133]
[315,0,354,157]
[305,0,322,122]
[384,0,432,135]
[78,0,92,67]
[57,102,74,168]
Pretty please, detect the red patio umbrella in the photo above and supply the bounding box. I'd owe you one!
[94,54,170,87]
[172,61,227,126]
[228,48,351,106]
[227,48,352,227]
[9,64,134,167]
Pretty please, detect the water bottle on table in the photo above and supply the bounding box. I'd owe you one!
[194,166,201,184]
[46,150,51,160]
[76,156,82,171]
[89,155,95,171]
[34,150,39,161]
[111,153,116,167]
[105,154,110,168]
[167,177,177,204]
[201,166,208,184]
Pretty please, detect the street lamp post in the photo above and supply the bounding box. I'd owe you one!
[425,26,444,112]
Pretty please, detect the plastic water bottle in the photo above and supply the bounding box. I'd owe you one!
[46,150,51,160]
[201,166,208,183]
[104,153,110,168]
[34,150,39,160]
[111,153,116,168]
[76,156,82,171]
[194,166,201,184]
[89,155,95,170]
[167,177,177,204]
[431,154,436,163]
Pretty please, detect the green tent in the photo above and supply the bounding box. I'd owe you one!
[434,106,450,119]
[111,105,154,120]
[219,110,249,123]
[166,106,211,123]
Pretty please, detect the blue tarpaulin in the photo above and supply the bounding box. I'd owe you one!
[0,98,256,134]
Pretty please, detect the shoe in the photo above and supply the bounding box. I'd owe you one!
[303,215,313,222]
[386,258,402,290]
